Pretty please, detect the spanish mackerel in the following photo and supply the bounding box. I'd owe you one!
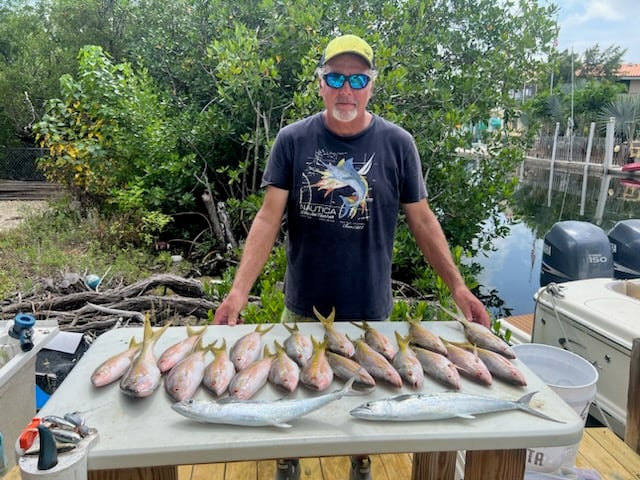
[172,377,358,428]
[349,391,564,423]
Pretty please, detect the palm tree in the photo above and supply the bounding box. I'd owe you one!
[597,94,640,141]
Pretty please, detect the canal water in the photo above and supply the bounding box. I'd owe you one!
[470,164,640,317]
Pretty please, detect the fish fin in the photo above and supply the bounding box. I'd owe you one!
[516,391,565,423]
[274,423,293,429]
[392,393,419,402]
[455,413,476,420]
[453,364,474,377]
[446,339,475,349]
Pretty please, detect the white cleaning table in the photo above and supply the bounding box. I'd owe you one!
[34,321,585,480]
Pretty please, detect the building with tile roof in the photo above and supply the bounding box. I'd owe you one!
[616,64,640,94]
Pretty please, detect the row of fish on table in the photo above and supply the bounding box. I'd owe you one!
[89,306,563,426]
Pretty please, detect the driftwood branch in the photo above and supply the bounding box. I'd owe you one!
[1,274,219,337]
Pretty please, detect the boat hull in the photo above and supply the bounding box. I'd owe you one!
[622,161,640,172]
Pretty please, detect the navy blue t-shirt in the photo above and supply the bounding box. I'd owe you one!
[262,112,427,320]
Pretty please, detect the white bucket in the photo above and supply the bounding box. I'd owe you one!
[512,343,598,474]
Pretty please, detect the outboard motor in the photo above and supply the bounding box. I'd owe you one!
[540,221,613,286]
[608,219,640,279]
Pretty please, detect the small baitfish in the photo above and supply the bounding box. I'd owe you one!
[282,322,313,367]
[119,315,171,398]
[326,351,376,389]
[411,345,461,390]
[350,391,564,423]
[314,306,355,358]
[407,316,447,356]
[228,346,274,400]
[392,331,424,389]
[269,340,300,393]
[300,336,334,392]
[157,325,208,374]
[165,338,217,402]
[352,335,402,388]
[202,339,236,396]
[441,305,515,359]
[456,342,527,387]
[90,336,142,387]
[351,320,397,361]
[172,377,358,428]
[444,340,493,386]
[230,324,275,371]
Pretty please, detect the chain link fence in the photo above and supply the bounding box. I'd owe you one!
[0,147,47,181]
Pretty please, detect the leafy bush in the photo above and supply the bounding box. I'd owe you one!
[33,46,198,245]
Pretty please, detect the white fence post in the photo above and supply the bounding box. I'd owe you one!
[547,122,560,207]
[580,122,596,215]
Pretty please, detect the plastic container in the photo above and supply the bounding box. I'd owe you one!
[512,343,599,474]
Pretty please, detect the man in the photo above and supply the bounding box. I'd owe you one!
[214,34,490,480]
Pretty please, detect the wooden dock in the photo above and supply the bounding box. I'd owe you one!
[169,432,640,479]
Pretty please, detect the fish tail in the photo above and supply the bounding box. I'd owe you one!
[282,321,297,334]
[150,320,172,343]
[516,392,565,423]
[342,376,373,396]
[350,321,365,331]
[142,313,153,341]
[210,338,226,355]
[313,306,336,326]
[394,331,411,351]
[186,324,208,337]
[256,323,275,335]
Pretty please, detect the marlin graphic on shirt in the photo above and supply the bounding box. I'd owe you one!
[313,155,374,219]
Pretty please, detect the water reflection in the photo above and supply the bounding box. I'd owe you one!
[471,165,640,317]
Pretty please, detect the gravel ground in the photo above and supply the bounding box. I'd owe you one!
[0,200,49,231]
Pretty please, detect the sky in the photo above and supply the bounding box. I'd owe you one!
[551,0,640,64]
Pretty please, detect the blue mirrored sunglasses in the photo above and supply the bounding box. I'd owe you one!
[323,72,371,90]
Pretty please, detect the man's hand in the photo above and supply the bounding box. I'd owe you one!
[213,290,246,325]
[452,289,491,328]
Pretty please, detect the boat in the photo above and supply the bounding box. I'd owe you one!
[621,177,640,188]
[531,277,640,439]
[622,161,640,172]
[501,219,640,440]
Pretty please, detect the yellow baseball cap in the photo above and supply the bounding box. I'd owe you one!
[321,34,375,68]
